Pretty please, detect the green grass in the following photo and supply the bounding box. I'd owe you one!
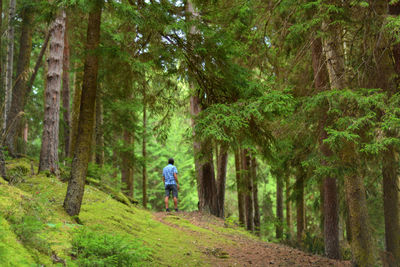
[0,158,258,266]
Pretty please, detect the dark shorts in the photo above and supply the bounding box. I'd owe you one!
[165,184,178,198]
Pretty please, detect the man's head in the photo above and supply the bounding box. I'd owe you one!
[168,158,174,165]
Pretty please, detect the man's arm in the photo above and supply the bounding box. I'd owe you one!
[162,176,165,186]
[174,173,179,190]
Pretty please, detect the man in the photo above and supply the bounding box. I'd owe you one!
[162,158,179,212]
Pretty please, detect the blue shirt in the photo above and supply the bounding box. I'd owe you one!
[163,164,178,185]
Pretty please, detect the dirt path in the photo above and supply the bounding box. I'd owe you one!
[153,211,351,267]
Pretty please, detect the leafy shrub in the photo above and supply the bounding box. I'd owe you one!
[71,227,151,266]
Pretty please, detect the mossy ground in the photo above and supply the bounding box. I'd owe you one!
[0,159,255,266]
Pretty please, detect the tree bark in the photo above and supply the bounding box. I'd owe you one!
[285,175,292,238]
[382,146,400,266]
[62,14,71,159]
[3,0,16,132]
[296,168,305,244]
[121,130,134,198]
[95,87,104,165]
[5,5,34,156]
[312,37,339,259]
[242,149,254,232]
[234,148,245,226]
[344,171,375,266]
[252,157,260,236]
[276,174,284,239]
[69,63,82,158]
[142,88,147,208]
[322,15,374,264]
[187,0,219,217]
[216,144,228,218]
[39,10,66,174]
[63,1,102,216]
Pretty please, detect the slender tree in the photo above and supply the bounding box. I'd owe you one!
[142,85,147,208]
[64,0,102,216]
[62,13,71,158]
[3,0,16,132]
[39,10,66,174]
[234,148,245,225]
[252,156,260,236]
[216,144,228,218]
[242,149,254,231]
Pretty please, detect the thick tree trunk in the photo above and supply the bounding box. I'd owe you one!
[121,130,134,198]
[69,62,82,158]
[187,0,219,217]
[234,148,245,226]
[62,14,71,159]
[63,2,102,216]
[312,37,339,259]
[296,168,305,244]
[216,144,228,218]
[39,11,66,174]
[323,16,374,264]
[5,5,34,156]
[345,172,375,266]
[95,88,104,166]
[252,157,260,236]
[142,89,147,208]
[242,149,254,232]
[3,0,16,132]
[276,174,284,239]
[190,95,219,215]
[382,146,400,266]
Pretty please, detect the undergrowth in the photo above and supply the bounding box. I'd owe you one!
[71,227,151,267]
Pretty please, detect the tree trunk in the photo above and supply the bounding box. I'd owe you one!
[234,148,245,226]
[322,15,374,264]
[3,0,16,132]
[285,175,292,238]
[252,157,260,236]
[63,2,102,216]
[121,130,134,198]
[296,168,305,244]
[242,149,254,232]
[382,146,400,266]
[5,5,34,156]
[389,1,400,76]
[276,174,284,239]
[69,62,82,158]
[95,87,104,165]
[142,98,147,207]
[345,171,375,266]
[216,144,228,218]
[312,37,340,259]
[62,13,71,159]
[38,10,66,174]
[187,0,219,217]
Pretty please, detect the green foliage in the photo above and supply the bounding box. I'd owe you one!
[71,227,150,267]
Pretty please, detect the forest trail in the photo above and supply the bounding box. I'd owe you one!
[153,211,351,267]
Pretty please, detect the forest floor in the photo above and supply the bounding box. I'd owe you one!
[0,158,351,266]
[153,211,351,267]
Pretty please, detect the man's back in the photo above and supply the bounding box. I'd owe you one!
[163,164,178,185]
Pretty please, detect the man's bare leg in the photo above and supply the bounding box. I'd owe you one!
[173,197,178,210]
[165,196,169,210]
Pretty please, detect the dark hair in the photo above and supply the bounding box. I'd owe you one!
[168,158,174,165]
